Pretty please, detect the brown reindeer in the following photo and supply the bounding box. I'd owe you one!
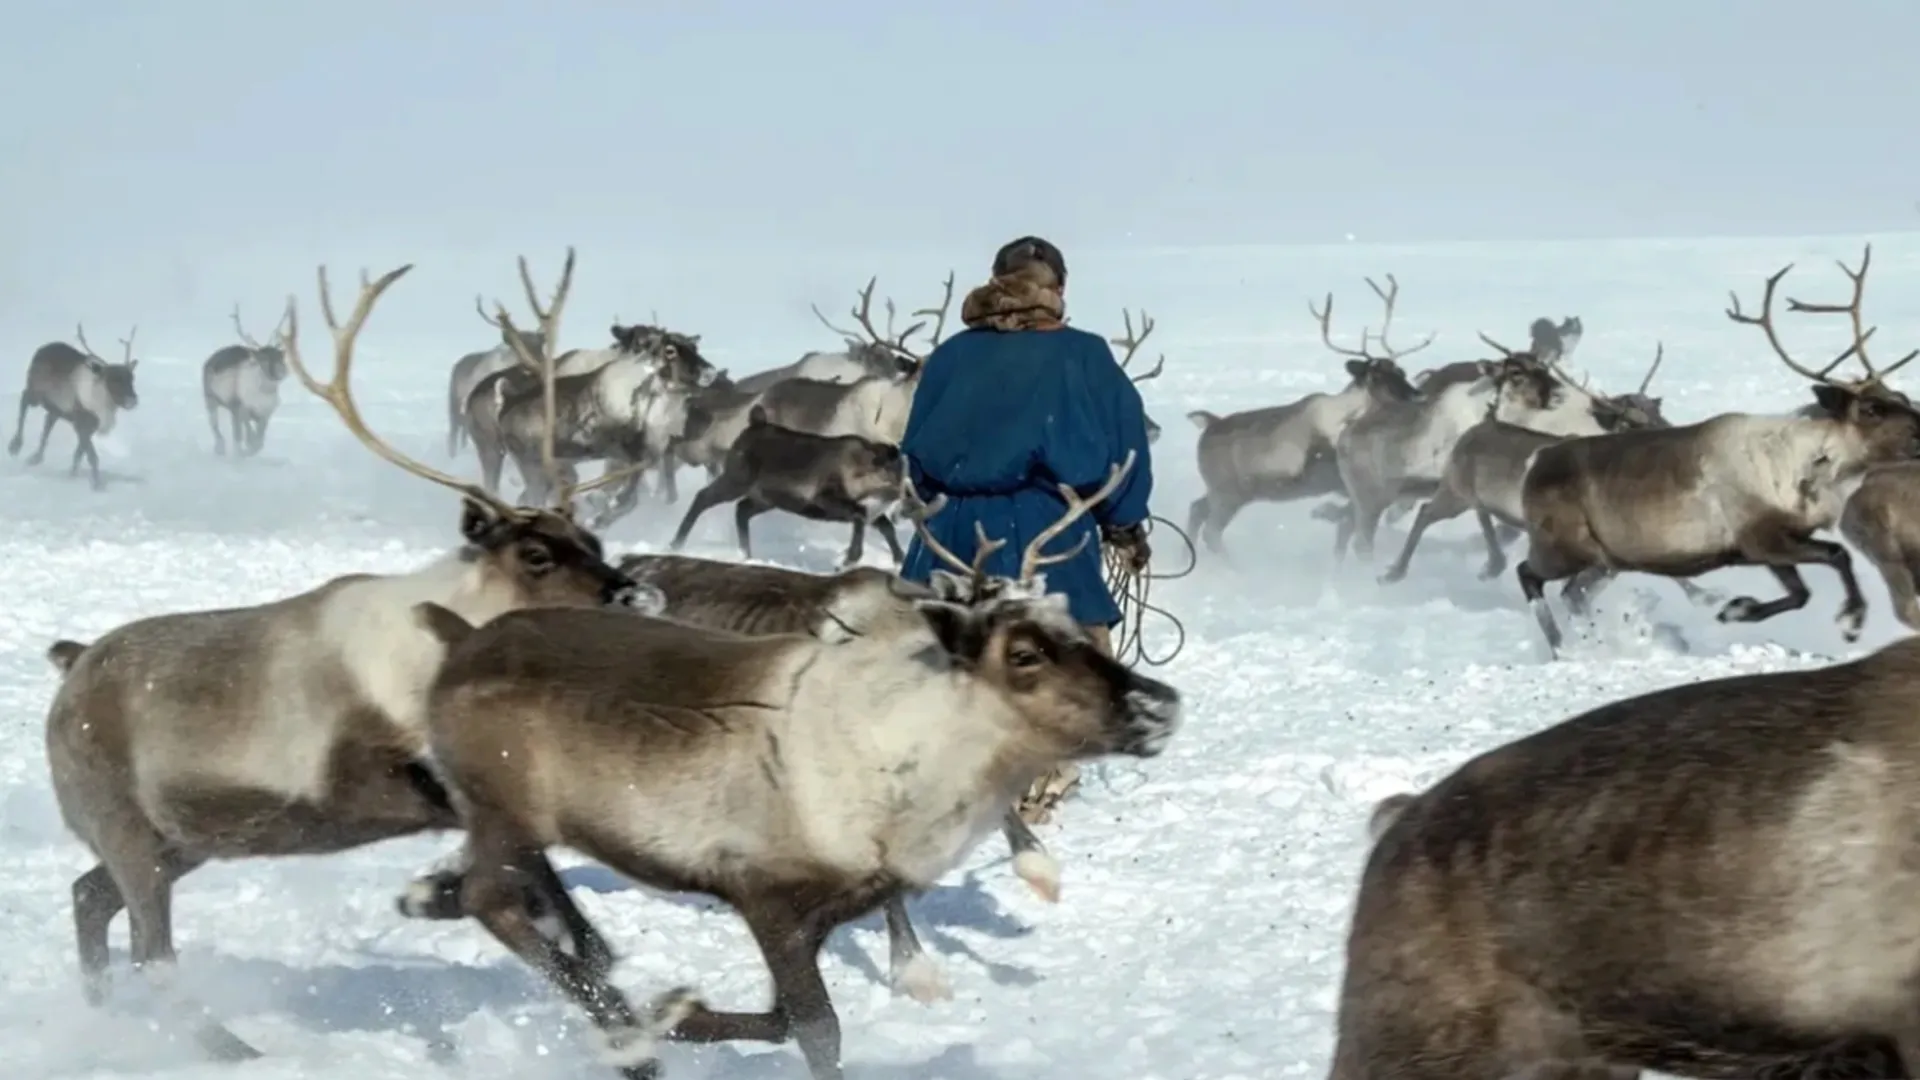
[606,550,1065,1004]
[1379,343,1670,584]
[8,324,140,489]
[39,261,667,1064]
[1515,245,1920,655]
[1332,633,1920,1080]
[752,274,950,445]
[1840,461,1920,631]
[666,406,915,568]
[1186,276,1427,554]
[396,453,1181,1080]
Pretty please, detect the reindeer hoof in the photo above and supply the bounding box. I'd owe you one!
[1838,606,1866,642]
[1478,562,1506,581]
[1716,596,1763,623]
[595,986,702,1074]
[891,954,954,1004]
[1377,567,1406,585]
[25,452,43,466]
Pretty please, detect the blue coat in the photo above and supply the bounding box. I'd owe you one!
[899,322,1154,627]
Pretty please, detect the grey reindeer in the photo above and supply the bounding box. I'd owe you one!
[202,303,290,457]
[8,323,140,490]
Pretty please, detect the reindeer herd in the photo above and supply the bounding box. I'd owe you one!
[1184,248,1920,657]
[21,239,1920,1080]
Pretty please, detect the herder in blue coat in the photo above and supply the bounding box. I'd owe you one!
[899,235,1155,820]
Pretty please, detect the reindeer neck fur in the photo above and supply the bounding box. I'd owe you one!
[320,548,528,737]
[1496,389,1605,438]
[589,355,660,422]
[231,360,281,412]
[1303,382,1377,440]
[73,365,122,432]
[845,370,920,442]
[1705,413,1881,529]
[766,629,1045,888]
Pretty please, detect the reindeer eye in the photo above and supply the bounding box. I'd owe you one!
[521,544,555,572]
[1007,643,1046,668]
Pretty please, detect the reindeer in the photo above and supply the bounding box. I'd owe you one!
[39,261,662,1063]
[752,275,952,444]
[604,549,1065,1004]
[8,324,140,490]
[667,407,912,567]
[1412,315,1583,394]
[203,304,290,457]
[446,293,550,457]
[1334,308,1642,562]
[664,378,764,487]
[393,454,1181,1080]
[1516,244,1920,655]
[1378,342,1670,584]
[1330,632,1920,1080]
[1185,278,1427,555]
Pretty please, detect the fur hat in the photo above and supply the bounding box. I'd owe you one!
[992,236,1067,288]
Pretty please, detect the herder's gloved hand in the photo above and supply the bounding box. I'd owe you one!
[1102,521,1151,574]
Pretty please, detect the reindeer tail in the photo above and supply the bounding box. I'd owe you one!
[1367,792,1418,842]
[1186,410,1220,431]
[46,639,90,674]
[413,603,475,647]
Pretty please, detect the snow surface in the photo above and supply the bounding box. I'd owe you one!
[4,232,1918,1079]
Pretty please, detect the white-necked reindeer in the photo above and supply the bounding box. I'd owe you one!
[39,260,676,1065]
[8,323,141,490]
[202,303,290,457]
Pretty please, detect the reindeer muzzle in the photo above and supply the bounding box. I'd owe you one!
[1111,673,1182,758]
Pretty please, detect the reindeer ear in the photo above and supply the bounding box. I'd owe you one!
[927,569,972,601]
[915,600,989,662]
[1344,359,1368,380]
[459,497,506,544]
[1811,383,1855,417]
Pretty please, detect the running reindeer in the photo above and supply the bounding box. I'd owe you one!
[8,323,141,490]
[601,546,1066,1006]
[39,260,673,1066]
[446,294,549,457]
[1185,276,1427,555]
[202,304,290,457]
[1378,339,1670,584]
[1515,243,1920,655]
[1336,632,1920,1080]
[393,450,1179,1080]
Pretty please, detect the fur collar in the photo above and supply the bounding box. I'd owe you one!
[960,268,1066,332]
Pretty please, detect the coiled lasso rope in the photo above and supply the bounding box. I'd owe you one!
[1101,514,1197,669]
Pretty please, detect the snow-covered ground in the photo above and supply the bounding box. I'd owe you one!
[3,232,1917,1079]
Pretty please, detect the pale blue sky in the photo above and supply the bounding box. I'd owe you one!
[5,0,1919,355]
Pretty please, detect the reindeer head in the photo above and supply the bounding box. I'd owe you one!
[456,498,653,610]
[612,323,720,389]
[230,304,290,383]
[74,324,140,409]
[1311,273,1433,405]
[284,252,661,614]
[1345,357,1421,403]
[840,438,906,518]
[1528,316,1584,364]
[906,451,1177,761]
[1727,244,1920,463]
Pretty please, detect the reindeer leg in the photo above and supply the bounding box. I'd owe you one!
[1517,557,1568,655]
[735,902,843,1080]
[834,505,869,569]
[1476,508,1512,580]
[29,409,58,465]
[871,514,905,565]
[882,898,951,1003]
[1380,488,1466,584]
[250,412,272,455]
[1722,531,1864,638]
[1886,560,1920,631]
[1718,565,1813,627]
[72,864,121,1005]
[733,497,770,560]
[7,394,32,456]
[1001,809,1060,901]
[230,408,247,458]
[670,476,747,551]
[1186,495,1213,552]
[459,836,695,1080]
[204,396,226,455]
[70,415,104,490]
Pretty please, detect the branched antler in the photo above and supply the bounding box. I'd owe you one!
[1019,451,1138,583]
[1111,309,1164,383]
[74,323,137,365]
[1311,273,1434,364]
[1639,342,1664,396]
[1726,244,1919,391]
[231,304,286,350]
[812,274,956,362]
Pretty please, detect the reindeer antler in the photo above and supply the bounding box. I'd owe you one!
[1020,451,1138,583]
[1727,244,1919,391]
[1639,342,1664,396]
[1110,309,1164,383]
[73,324,99,359]
[812,275,949,362]
[486,248,576,372]
[490,302,646,511]
[910,272,956,352]
[282,264,518,516]
[1312,274,1434,366]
